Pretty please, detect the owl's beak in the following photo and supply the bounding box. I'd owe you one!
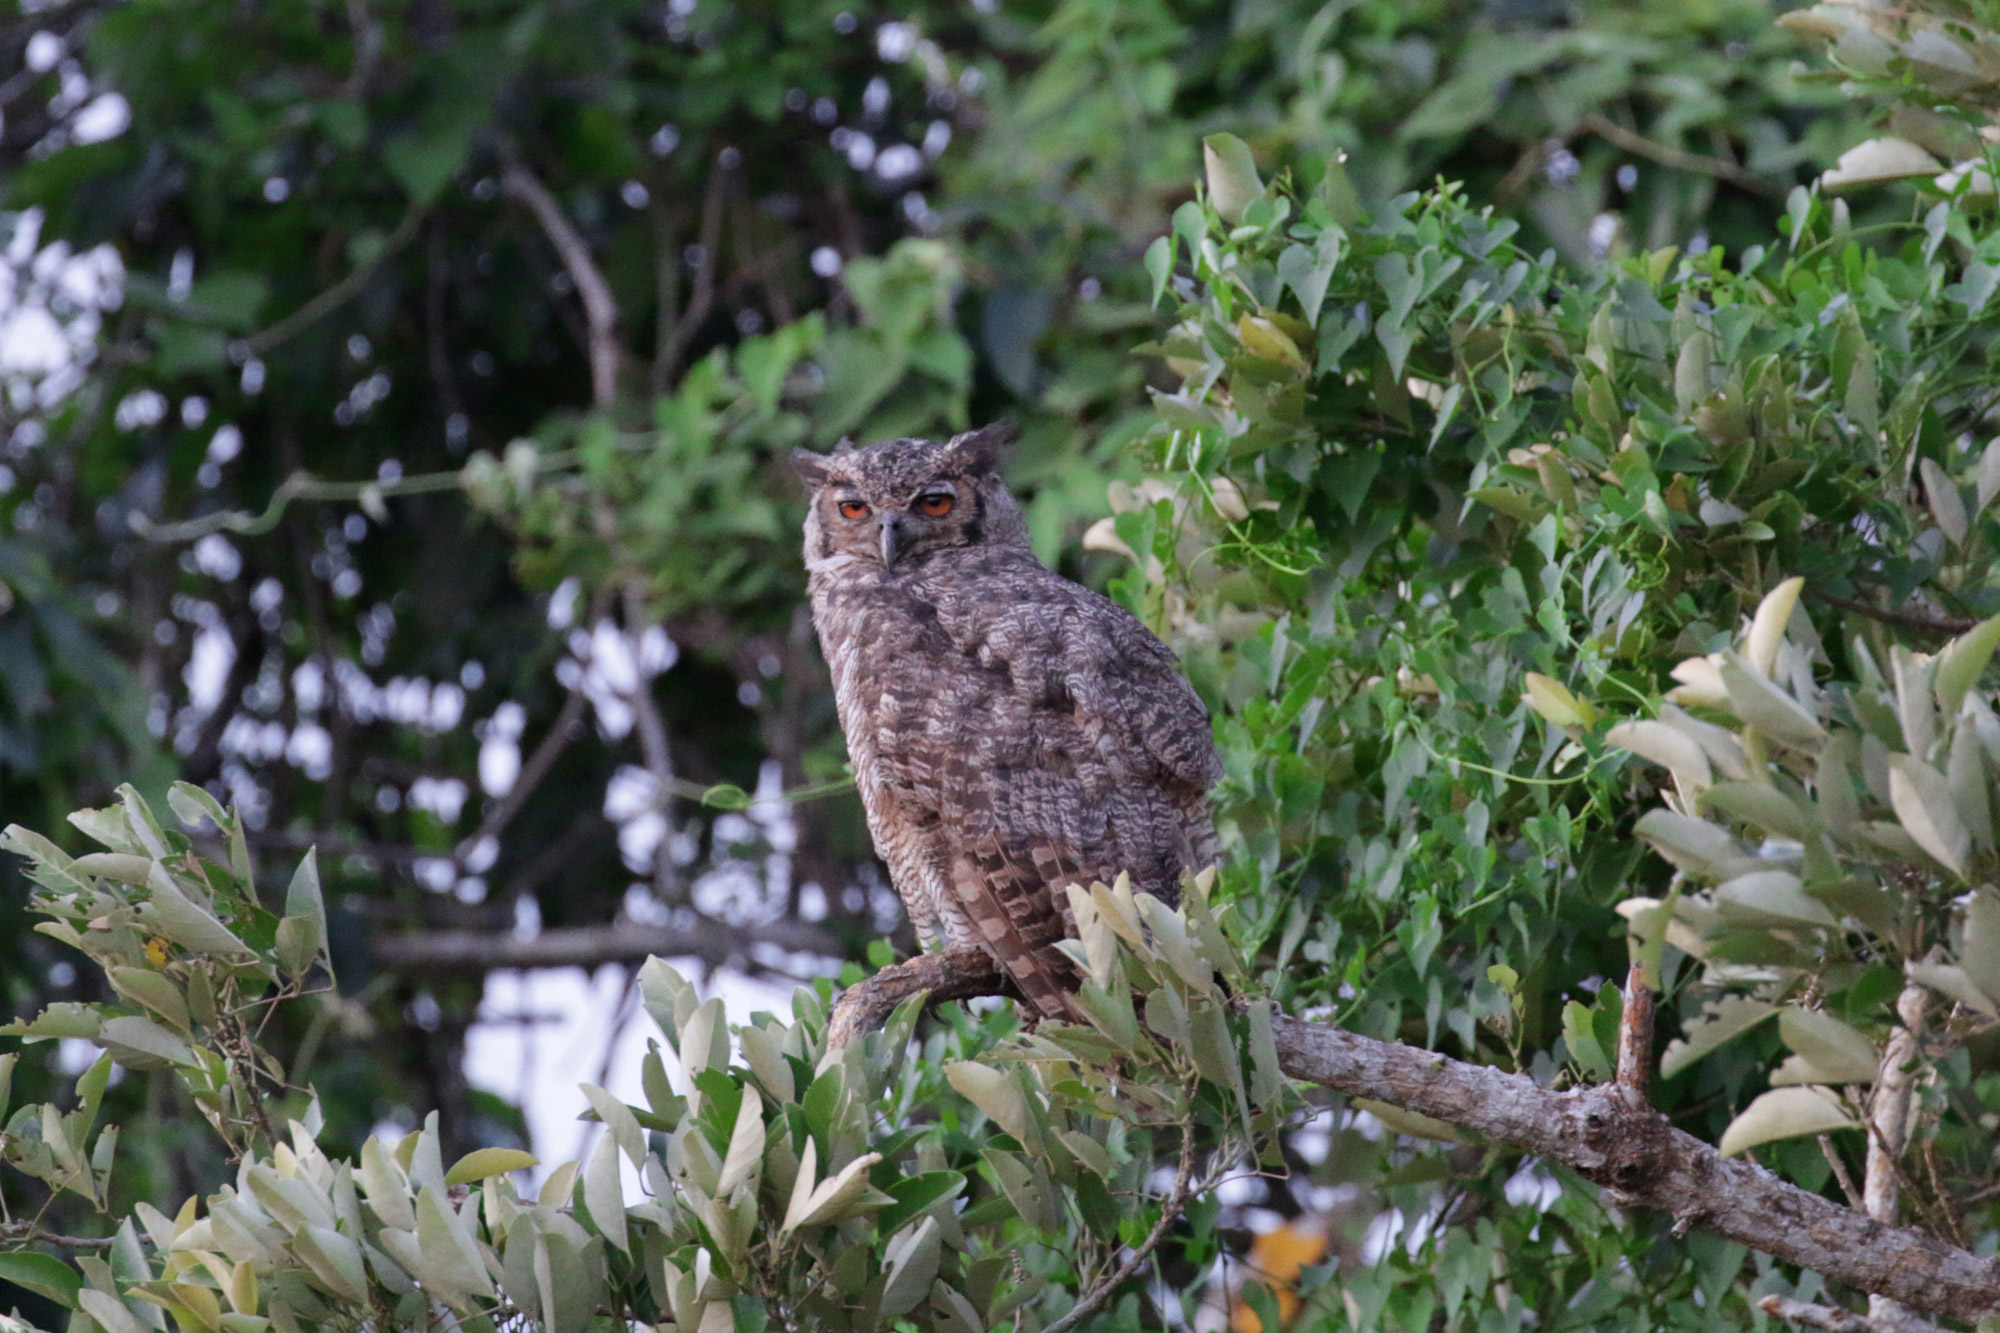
[878,512,906,571]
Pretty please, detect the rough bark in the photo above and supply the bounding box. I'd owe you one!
[821,954,2000,1325]
[1271,1014,1998,1325]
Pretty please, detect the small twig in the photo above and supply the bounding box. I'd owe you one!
[1807,590,1977,636]
[656,159,731,384]
[131,448,581,544]
[1920,1136,1969,1249]
[1759,1295,1943,1333]
[455,686,589,869]
[0,1221,117,1250]
[621,581,680,902]
[1575,112,1781,198]
[500,152,620,409]
[245,203,425,355]
[1041,1120,1200,1333]
[342,0,382,99]
[1820,1134,1866,1212]
[1615,961,1653,1099]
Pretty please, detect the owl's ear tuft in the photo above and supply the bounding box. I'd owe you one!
[945,421,1017,475]
[791,448,834,487]
[831,436,857,455]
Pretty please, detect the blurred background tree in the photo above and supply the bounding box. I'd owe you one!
[0,0,1892,1323]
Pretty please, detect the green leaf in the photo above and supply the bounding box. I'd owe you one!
[1524,673,1598,729]
[1562,1000,1613,1081]
[1350,1098,1464,1143]
[167,781,229,832]
[1774,1007,1879,1084]
[1714,869,1839,929]
[144,864,251,957]
[1718,1087,1857,1156]
[79,1288,151,1333]
[1719,654,1826,748]
[943,1062,1031,1142]
[1888,753,1971,877]
[1745,577,1804,678]
[106,967,190,1031]
[1662,996,1777,1079]
[444,1147,539,1185]
[416,1183,495,1301]
[1277,229,1343,325]
[1935,613,2000,718]
[879,1217,942,1320]
[1609,719,1709,790]
[295,1224,370,1302]
[285,848,328,956]
[714,1086,767,1198]
[1202,133,1264,223]
[1634,810,1755,880]
[1144,236,1174,309]
[384,126,475,205]
[0,1251,84,1308]
[1961,887,2000,1005]
[876,1171,967,1236]
[99,1014,198,1068]
[1699,782,1809,840]
[582,1131,628,1255]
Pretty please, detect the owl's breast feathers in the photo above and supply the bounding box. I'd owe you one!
[809,547,1220,1019]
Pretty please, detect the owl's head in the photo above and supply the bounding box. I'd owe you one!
[793,422,1028,572]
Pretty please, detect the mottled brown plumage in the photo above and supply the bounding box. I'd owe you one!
[793,423,1220,1021]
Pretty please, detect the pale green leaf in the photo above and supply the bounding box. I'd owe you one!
[1202,133,1263,223]
[1776,1007,1878,1083]
[1718,1087,1857,1156]
[1889,753,1971,877]
[445,1148,539,1185]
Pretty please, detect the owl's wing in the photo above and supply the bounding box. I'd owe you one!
[933,583,1220,1019]
[944,797,1088,1022]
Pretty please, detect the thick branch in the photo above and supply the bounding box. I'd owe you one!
[827,947,1013,1048]
[501,155,619,409]
[372,919,841,973]
[1270,1015,1999,1324]
[827,969,2000,1322]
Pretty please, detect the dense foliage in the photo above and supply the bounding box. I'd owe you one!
[13,0,2000,1328]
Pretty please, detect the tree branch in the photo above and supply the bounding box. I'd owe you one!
[245,203,425,355]
[1575,112,1781,198]
[827,946,1013,1048]
[655,160,731,385]
[1758,1295,1940,1333]
[500,153,619,409]
[821,974,2000,1323]
[1269,1014,1999,1325]
[1865,978,1934,1328]
[0,1221,116,1250]
[1616,961,1653,1098]
[1807,591,1977,636]
[456,685,588,869]
[370,918,842,973]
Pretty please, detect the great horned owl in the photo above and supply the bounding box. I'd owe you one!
[793,423,1220,1021]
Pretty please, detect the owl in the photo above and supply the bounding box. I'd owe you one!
[793,423,1220,1023]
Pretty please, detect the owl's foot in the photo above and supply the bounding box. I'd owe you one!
[826,945,1014,1048]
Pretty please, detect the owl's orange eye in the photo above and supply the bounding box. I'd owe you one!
[918,493,955,517]
[837,500,870,520]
